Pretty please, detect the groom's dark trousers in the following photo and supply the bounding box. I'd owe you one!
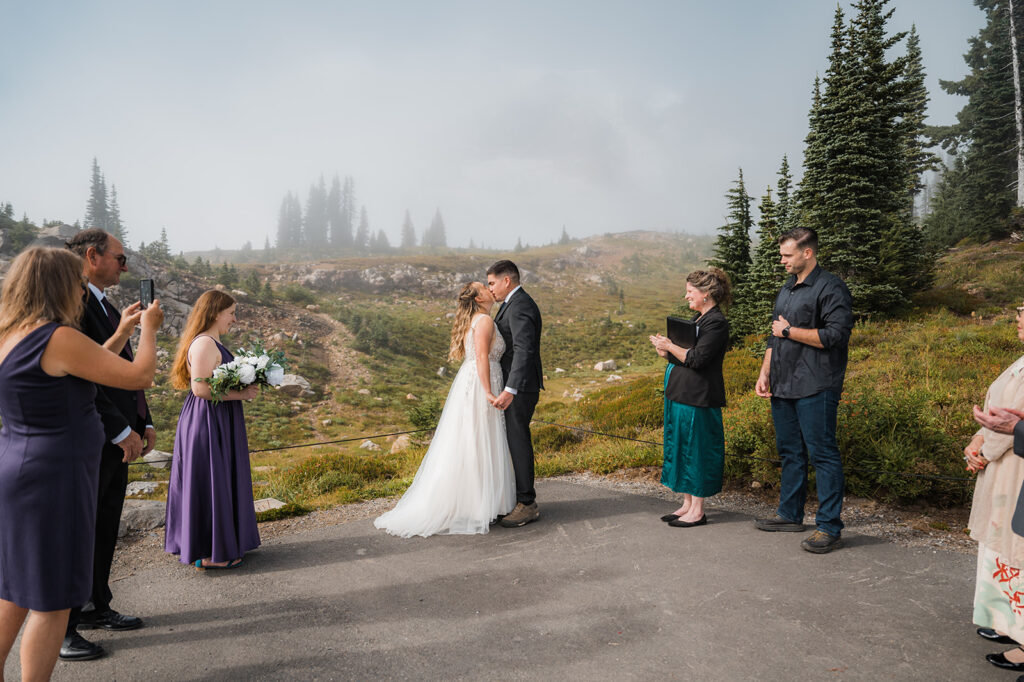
[494,287,543,505]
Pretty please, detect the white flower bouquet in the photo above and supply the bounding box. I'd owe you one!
[195,339,288,402]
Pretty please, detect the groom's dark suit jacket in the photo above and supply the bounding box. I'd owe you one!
[67,292,151,632]
[494,287,543,393]
[494,286,543,505]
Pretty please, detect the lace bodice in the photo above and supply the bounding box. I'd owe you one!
[464,315,504,363]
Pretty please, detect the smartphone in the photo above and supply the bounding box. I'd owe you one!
[139,279,155,309]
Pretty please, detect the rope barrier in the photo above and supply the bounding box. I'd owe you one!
[128,427,435,467]
[130,418,976,487]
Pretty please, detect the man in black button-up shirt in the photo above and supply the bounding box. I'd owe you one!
[753,228,853,554]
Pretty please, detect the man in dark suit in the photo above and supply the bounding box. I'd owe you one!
[60,229,151,661]
[487,260,543,527]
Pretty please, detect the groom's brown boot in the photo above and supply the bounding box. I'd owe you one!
[500,502,539,528]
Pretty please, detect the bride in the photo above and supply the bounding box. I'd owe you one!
[374,281,516,537]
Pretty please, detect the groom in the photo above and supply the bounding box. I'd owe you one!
[487,259,544,527]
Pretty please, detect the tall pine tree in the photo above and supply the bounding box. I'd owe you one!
[708,168,752,287]
[731,187,786,339]
[400,210,417,250]
[84,157,110,232]
[925,0,1024,247]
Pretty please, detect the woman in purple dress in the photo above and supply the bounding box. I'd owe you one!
[165,290,260,569]
[0,247,160,680]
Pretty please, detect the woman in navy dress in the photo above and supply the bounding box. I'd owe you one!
[0,247,160,680]
[165,290,260,569]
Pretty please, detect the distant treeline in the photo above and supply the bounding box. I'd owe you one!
[274,175,447,254]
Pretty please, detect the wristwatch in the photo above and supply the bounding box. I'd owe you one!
[782,325,791,338]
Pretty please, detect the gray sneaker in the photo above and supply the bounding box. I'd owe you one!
[754,514,805,532]
[500,502,539,528]
[801,530,843,554]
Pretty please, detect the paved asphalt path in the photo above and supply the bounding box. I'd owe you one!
[17,479,1004,681]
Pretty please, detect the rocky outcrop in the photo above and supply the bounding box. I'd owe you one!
[118,500,166,537]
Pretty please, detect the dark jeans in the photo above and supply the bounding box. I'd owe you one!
[771,390,844,537]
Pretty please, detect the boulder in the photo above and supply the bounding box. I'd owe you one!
[359,440,382,451]
[118,500,166,537]
[125,481,159,496]
[254,498,287,513]
[357,388,371,395]
[276,374,314,397]
[554,367,566,374]
[405,393,419,401]
[142,449,172,469]
[436,366,447,378]
[390,434,413,454]
[253,465,278,473]
[606,374,623,382]
[594,360,617,371]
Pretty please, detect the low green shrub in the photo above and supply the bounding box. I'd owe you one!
[407,394,442,430]
[531,423,582,452]
[281,284,316,306]
[271,452,399,501]
[578,375,663,435]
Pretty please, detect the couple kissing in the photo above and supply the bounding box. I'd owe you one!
[374,259,543,538]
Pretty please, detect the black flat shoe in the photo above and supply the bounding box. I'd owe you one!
[978,627,1017,644]
[668,514,707,528]
[987,649,1024,671]
[660,514,680,522]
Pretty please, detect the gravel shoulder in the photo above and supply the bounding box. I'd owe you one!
[111,467,975,582]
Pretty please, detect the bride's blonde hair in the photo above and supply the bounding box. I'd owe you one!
[448,282,485,363]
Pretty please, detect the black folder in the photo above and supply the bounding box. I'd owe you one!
[666,316,698,366]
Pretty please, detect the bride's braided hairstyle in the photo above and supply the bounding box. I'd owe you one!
[448,282,485,363]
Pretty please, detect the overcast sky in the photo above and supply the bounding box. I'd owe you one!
[0,0,986,252]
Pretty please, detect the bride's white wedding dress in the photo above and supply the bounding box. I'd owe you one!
[374,315,516,537]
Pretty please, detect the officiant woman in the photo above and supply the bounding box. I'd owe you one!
[649,267,731,528]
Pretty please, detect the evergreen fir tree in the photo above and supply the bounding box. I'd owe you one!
[926,0,1024,247]
[372,229,391,252]
[304,176,328,246]
[340,176,356,247]
[354,206,369,251]
[708,168,753,287]
[730,187,786,339]
[900,26,941,214]
[84,157,110,231]
[775,156,794,232]
[559,226,571,244]
[423,209,447,248]
[327,174,351,247]
[108,185,126,243]
[400,210,416,250]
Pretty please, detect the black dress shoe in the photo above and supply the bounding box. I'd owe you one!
[978,627,1017,644]
[668,514,707,528]
[59,633,105,661]
[660,514,680,522]
[987,649,1024,671]
[78,609,144,631]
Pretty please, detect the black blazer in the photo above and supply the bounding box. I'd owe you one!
[81,293,151,454]
[494,287,544,393]
[664,306,729,408]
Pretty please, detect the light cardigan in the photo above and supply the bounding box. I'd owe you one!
[969,354,1024,563]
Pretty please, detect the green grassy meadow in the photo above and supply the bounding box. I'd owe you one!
[129,234,1024,514]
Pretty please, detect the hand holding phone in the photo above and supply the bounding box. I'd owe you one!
[139,279,155,309]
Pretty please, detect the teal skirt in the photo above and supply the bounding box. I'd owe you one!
[661,365,724,497]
